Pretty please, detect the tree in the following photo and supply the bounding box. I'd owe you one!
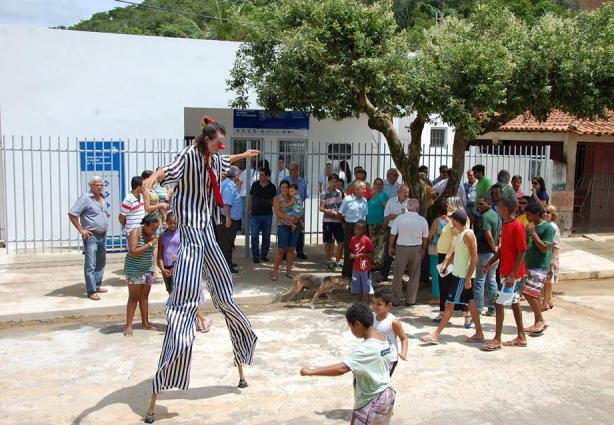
[414,4,614,186]
[228,0,426,199]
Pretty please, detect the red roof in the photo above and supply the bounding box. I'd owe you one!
[499,109,614,136]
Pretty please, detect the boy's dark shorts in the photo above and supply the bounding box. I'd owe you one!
[323,222,345,244]
[446,275,473,306]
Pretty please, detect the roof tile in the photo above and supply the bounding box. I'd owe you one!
[499,109,614,136]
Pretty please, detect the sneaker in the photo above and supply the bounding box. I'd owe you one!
[485,310,496,317]
[261,257,269,262]
[296,253,308,260]
[230,267,239,274]
[238,379,249,388]
[335,262,342,268]
[326,261,336,271]
[253,258,260,264]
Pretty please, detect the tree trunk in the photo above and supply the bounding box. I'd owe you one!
[408,113,427,215]
[449,131,469,190]
[357,91,429,214]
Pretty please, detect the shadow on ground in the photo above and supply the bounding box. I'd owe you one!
[99,322,168,335]
[315,408,352,421]
[71,379,240,425]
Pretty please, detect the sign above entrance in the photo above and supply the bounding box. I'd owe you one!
[233,109,310,137]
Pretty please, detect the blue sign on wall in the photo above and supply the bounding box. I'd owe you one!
[233,110,310,136]
[79,141,125,251]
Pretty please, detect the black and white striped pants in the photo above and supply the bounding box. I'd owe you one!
[152,222,258,393]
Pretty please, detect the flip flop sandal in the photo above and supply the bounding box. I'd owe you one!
[530,324,549,335]
[481,344,502,351]
[465,337,485,343]
[270,275,278,281]
[463,319,474,329]
[124,330,133,337]
[503,340,527,347]
[286,274,294,279]
[421,335,440,345]
[202,320,213,333]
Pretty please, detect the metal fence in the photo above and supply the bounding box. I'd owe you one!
[0,136,549,254]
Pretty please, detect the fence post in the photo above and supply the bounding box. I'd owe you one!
[544,145,552,193]
[244,140,252,259]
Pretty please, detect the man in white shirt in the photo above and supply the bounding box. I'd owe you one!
[318,162,333,193]
[276,156,290,187]
[389,198,429,306]
[383,168,400,198]
[432,169,467,206]
[378,184,410,282]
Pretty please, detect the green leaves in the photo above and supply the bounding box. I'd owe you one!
[228,0,413,120]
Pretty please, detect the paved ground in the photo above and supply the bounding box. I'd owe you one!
[1,235,614,424]
[1,279,614,425]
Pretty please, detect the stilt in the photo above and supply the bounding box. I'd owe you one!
[237,364,248,388]
[145,393,157,423]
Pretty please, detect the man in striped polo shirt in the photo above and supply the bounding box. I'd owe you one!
[319,173,344,270]
[119,176,145,235]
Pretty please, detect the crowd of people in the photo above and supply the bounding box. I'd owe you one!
[67,114,561,423]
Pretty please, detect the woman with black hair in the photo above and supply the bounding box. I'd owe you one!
[123,215,161,337]
[142,117,259,423]
[531,176,549,208]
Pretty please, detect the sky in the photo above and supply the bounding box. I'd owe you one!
[0,0,142,28]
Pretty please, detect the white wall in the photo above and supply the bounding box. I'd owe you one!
[0,25,241,139]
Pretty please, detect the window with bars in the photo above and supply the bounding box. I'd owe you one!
[327,143,352,160]
[430,128,447,148]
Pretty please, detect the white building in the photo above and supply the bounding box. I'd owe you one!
[0,25,454,250]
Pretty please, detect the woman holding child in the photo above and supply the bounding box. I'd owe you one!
[271,180,301,281]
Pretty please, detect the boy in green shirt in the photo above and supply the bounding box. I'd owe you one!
[301,302,396,424]
[522,202,554,335]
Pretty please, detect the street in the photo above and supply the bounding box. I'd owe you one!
[1,279,613,425]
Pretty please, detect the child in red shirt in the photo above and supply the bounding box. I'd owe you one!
[481,197,527,351]
[349,220,375,304]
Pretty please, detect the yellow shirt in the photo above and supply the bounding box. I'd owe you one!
[517,213,529,228]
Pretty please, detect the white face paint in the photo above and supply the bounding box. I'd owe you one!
[206,132,226,153]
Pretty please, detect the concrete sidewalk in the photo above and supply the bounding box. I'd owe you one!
[1,234,614,322]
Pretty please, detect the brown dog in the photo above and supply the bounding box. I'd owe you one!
[279,273,349,309]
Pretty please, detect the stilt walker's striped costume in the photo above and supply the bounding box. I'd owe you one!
[152,140,258,393]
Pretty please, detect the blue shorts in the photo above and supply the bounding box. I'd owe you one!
[352,270,373,295]
[323,222,344,244]
[277,225,300,250]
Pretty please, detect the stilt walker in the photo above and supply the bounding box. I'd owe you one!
[142,117,259,423]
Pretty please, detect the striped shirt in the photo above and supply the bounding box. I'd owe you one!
[120,192,145,234]
[320,188,343,223]
[162,144,230,228]
[124,228,155,278]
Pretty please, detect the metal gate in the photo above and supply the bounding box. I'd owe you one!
[1,136,550,254]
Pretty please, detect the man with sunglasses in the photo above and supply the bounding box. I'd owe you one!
[516,195,532,228]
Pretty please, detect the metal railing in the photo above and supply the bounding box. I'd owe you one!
[0,136,549,254]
